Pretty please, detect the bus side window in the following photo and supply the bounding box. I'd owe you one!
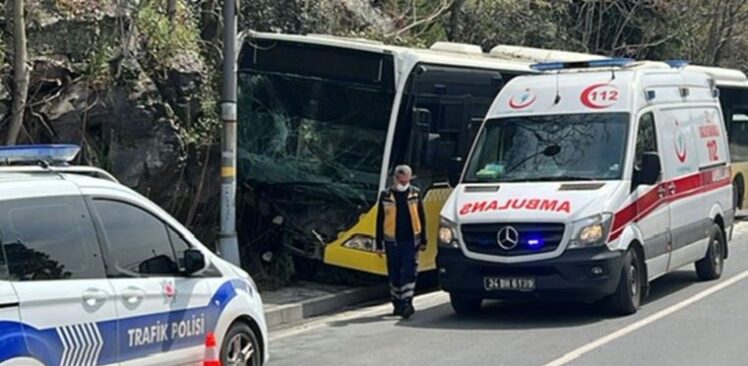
[729,113,748,162]
[392,64,503,186]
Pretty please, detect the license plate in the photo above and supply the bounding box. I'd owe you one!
[484,277,536,291]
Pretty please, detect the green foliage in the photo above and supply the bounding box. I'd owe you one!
[52,0,112,19]
[182,78,220,146]
[136,0,200,70]
[241,0,352,34]
[84,35,116,89]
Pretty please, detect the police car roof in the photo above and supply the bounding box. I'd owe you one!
[0,166,126,201]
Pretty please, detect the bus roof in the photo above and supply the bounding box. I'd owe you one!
[242,31,535,74]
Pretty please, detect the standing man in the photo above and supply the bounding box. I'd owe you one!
[376,165,427,319]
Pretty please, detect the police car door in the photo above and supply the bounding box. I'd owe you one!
[0,275,22,365]
[87,195,212,366]
[0,194,116,366]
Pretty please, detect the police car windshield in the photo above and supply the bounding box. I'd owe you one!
[464,113,629,183]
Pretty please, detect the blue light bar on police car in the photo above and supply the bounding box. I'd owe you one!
[666,60,689,68]
[0,144,81,164]
[530,58,635,72]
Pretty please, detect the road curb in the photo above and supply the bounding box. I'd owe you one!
[264,284,389,330]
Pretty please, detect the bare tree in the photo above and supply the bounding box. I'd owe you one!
[700,0,748,65]
[5,0,29,146]
[448,0,466,41]
[167,0,177,27]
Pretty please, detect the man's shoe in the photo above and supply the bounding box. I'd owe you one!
[401,304,415,319]
[392,306,403,316]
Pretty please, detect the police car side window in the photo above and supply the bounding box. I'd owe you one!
[0,196,106,281]
[635,113,658,167]
[166,228,222,277]
[167,227,191,273]
[94,200,179,277]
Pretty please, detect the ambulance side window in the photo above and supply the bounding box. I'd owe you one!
[635,113,658,167]
[0,196,106,281]
[94,200,179,277]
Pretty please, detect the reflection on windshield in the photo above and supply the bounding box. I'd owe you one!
[238,73,395,204]
[464,113,629,183]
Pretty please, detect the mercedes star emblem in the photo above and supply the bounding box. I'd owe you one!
[497,226,520,250]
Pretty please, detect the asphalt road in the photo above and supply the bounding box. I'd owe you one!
[268,222,748,366]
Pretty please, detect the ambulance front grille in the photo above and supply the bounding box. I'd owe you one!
[461,223,565,256]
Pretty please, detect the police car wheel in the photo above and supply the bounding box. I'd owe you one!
[606,249,642,316]
[696,224,725,281]
[221,323,261,366]
[449,293,482,314]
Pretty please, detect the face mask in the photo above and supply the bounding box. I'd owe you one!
[395,183,410,192]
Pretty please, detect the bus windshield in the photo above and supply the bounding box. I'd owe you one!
[239,73,393,201]
[236,40,396,247]
[464,113,629,183]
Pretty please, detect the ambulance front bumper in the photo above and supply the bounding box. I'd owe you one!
[437,246,624,301]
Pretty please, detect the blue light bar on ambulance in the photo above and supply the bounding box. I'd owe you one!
[530,58,635,72]
[0,144,80,164]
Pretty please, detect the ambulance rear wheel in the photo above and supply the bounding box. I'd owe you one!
[221,323,262,366]
[605,249,642,316]
[449,293,482,314]
[695,224,725,281]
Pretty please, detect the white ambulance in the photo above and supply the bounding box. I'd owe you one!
[437,59,733,315]
[0,145,267,365]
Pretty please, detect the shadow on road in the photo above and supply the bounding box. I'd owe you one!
[646,270,700,303]
[328,270,702,331]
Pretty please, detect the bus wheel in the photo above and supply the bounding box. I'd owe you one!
[733,177,744,210]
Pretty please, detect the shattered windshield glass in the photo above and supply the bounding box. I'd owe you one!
[238,73,394,203]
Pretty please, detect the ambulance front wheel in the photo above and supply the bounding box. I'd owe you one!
[221,323,262,366]
[449,293,483,314]
[605,248,643,316]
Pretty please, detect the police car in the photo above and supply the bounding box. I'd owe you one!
[0,145,268,365]
[438,59,733,315]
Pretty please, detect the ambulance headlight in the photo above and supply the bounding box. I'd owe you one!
[568,213,613,249]
[438,218,459,249]
[343,235,376,252]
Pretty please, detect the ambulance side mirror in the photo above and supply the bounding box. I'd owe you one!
[448,157,463,187]
[637,152,661,187]
[183,249,209,276]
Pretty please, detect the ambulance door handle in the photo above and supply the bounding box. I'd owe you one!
[82,289,108,307]
[657,185,667,198]
[122,287,145,305]
[668,182,677,195]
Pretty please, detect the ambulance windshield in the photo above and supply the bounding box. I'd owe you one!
[464,113,629,183]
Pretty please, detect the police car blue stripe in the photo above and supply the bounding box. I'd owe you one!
[0,280,244,365]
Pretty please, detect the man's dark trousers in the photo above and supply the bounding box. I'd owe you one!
[385,239,417,311]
